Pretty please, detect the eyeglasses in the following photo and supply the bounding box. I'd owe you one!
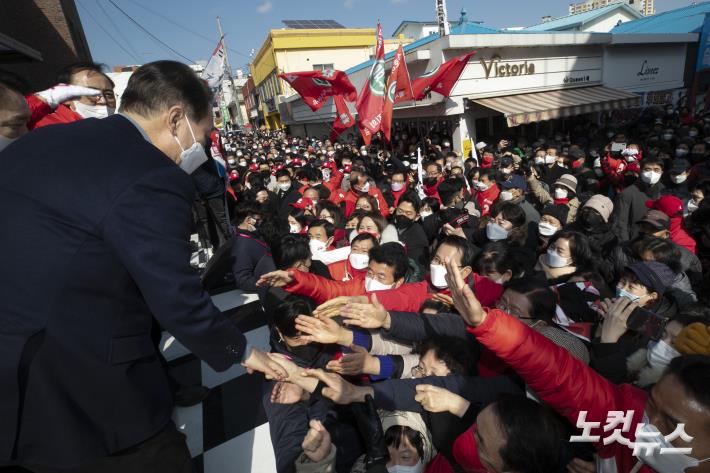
[411,365,426,377]
[431,255,461,267]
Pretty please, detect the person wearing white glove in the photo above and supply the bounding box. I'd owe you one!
[29,63,116,129]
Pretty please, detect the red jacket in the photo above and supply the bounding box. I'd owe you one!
[372,274,503,312]
[391,184,409,208]
[27,96,82,130]
[455,309,651,473]
[284,270,366,304]
[670,216,697,254]
[341,186,390,218]
[474,184,499,217]
[327,258,365,282]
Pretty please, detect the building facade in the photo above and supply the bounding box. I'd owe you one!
[249,26,411,130]
[0,0,92,90]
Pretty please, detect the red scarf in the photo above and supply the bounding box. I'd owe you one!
[554,198,570,205]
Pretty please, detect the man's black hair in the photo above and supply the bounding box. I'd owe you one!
[272,234,310,270]
[436,235,475,268]
[414,336,480,376]
[274,297,314,338]
[369,242,409,281]
[666,355,710,413]
[308,219,335,238]
[119,60,212,121]
[437,177,465,207]
[56,61,114,88]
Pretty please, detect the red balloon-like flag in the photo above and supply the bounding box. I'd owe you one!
[330,94,355,141]
[279,69,357,112]
[411,51,477,101]
[381,44,414,142]
[355,22,386,146]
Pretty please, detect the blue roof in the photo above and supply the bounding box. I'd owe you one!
[524,3,642,31]
[612,1,710,33]
[346,22,499,75]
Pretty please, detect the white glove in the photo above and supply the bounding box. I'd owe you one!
[35,83,102,109]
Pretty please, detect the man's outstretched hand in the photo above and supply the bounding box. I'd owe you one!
[256,270,294,288]
[444,257,486,327]
[35,84,102,109]
[241,348,287,380]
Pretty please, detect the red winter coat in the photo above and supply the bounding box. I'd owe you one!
[372,274,503,312]
[451,309,652,473]
[474,184,500,217]
[391,184,410,208]
[327,258,366,282]
[670,217,697,254]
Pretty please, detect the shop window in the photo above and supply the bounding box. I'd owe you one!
[313,64,334,71]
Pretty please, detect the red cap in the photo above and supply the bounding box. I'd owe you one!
[228,170,239,182]
[289,197,314,210]
[292,158,303,167]
[343,164,352,173]
[249,163,259,172]
[646,195,683,217]
[321,161,336,170]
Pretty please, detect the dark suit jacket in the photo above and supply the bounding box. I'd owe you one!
[0,115,248,467]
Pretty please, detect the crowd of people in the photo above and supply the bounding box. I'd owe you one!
[216,108,710,473]
[1,59,710,473]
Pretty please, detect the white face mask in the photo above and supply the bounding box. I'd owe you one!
[501,167,512,175]
[429,264,448,289]
[391,181,405,192]
[546,248,570,268]
[173,117,209,174]
[0,135,18,153]
[671,174,687,184]
[676,148,689,157]
[636,421,710,473]
[538,222,558,237]
[475,181,489,192]
[278,182,292,192]
[534,156,545,165]
[545,155,556,164]
[72,100,115,119]
[349,252,369,270]
[687,199,700,213]
[641,170,662,185]
[420,210,432,219]
[554,188,569,199]
[365,276,393,292]
[689,130,699,137]
[387,461,424,473]
[360,150,369,156]
[309,239,327,255]
[289,224,301,234]
[646,339,680,370]
[499,190,514,201]
[356,181,370,193]
[322,169,331,182]
[486,222,509,241]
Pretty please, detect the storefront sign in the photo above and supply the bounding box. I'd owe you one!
[603,44,685,93]
[563,75,591,85]
[697,12,710,71]
[481,55,535,79]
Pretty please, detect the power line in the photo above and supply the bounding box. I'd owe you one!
[96,0,142,61]
[76,0,141,63]
[106,0,195,63]
[121,0,253,60]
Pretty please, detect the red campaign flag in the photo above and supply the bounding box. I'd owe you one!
[329,94,355,141]
[411,51,477,101]
[355,22,386,146]
[278,69,357,112]
[382,44,414,142]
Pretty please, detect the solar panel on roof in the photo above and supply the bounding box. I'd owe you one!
[282,19,345,29]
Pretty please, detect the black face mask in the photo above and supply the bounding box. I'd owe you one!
[579,208,604,231]
[424,177,438,187]
[260,170,271,179]
[395,214,414,231]
[287,343,324,363]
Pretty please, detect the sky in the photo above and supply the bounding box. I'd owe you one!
[77,0,696,72]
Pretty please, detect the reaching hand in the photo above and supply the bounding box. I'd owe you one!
[445,257,486,327]
[430,293,454,308]
[256,270,294,288]
[414,384,470,417]
[295,315,350,345]
[600,297,637,343]
[301,419,332,463]
[442,223,466,239]
[326,345,379,376]
[313,296,368,319]
[340,293,390,329]
[301,368,372,404]
[241,348,287,380]
[270,381,305,404]
[35,83,102,109]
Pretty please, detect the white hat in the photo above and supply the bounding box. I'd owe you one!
[475,141,487,150]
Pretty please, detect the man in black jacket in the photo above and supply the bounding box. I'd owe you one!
[0,61,283,473]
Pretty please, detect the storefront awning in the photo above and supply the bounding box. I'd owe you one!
[470,86,641,127]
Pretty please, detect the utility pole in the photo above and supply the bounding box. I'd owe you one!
[217,16,239,129]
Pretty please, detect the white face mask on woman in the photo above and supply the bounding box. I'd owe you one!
[486,222,509,241]
[387,461,424,473]
[538,222,558,237]
[546,249,571,268]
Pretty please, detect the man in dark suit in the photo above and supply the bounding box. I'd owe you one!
[0,61,284,473]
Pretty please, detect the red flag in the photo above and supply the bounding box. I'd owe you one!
[382,44,414,142]
[279,69,357,112]
[411,51,476,100]
[330,94,355,141]
[355,22,386,145]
